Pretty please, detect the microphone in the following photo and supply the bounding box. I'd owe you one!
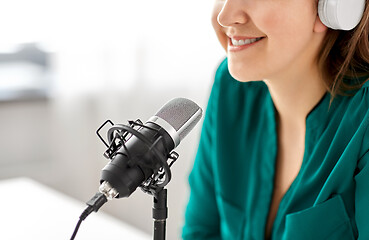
[70,97,202,240]
[99,97,203,199]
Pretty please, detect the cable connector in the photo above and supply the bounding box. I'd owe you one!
[79,192,108,220]
[86,192,108,215]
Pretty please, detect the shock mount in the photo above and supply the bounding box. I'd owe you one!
[96,119,179,240]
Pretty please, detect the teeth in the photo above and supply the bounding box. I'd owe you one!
[231,37,263,46]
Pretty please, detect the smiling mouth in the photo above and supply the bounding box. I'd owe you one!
[230,37,265,46]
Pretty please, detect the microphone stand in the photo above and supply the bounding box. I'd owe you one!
[152,188,167,240]
[140,152,178,240]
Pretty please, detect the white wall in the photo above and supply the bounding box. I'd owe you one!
[0,0,225,239]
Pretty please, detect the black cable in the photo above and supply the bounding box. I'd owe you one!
[70,218,83,240]
[70,192,108,240]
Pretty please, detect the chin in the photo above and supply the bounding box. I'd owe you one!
[228,65,263,82]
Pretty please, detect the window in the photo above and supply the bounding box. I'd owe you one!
[0,43,52,101]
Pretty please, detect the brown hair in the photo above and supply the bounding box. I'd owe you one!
[317,0,369,97]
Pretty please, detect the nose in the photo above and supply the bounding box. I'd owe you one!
[217,0,248,27]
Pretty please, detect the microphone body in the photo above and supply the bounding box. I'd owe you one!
[100,122,174,198]
[99,98,202,199]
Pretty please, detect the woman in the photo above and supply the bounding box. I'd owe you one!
[183,0,369,239]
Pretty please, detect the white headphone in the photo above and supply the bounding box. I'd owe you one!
[318,0,366,30]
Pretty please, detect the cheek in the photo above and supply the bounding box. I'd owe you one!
[259,0,316,38]
[260,8,314,55]
[261,10,301,39]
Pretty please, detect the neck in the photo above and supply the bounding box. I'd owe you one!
[263,66,327,126]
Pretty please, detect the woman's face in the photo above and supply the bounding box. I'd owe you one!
[212,0,327,82]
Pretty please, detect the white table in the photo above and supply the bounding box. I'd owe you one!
[0,178,151,240]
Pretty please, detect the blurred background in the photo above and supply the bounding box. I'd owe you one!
[0,0,225,239]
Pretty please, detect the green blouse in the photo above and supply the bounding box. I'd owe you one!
[182,59,369,239]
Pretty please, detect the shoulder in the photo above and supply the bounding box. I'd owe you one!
[340,77,369,158]
[347,77,369,112]
[357,79,369,157]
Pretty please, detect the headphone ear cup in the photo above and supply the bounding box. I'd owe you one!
[318,0,365,30]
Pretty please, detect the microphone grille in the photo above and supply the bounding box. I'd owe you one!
[155,98,202,140]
